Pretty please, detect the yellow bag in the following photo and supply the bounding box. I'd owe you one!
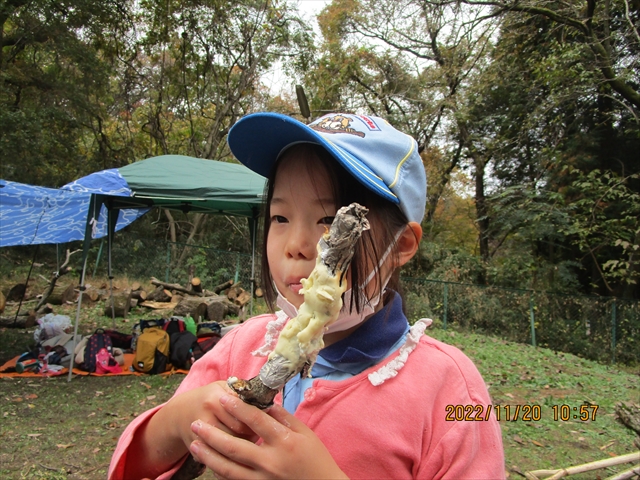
[133,327,170,374]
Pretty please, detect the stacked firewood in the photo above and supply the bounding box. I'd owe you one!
[104,277,259,322]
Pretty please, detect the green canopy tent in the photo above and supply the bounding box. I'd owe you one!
[66,155,267,380]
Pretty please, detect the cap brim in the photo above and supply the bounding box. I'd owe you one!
[228,112,397,203]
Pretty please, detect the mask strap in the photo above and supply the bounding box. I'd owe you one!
[361,227,406,288]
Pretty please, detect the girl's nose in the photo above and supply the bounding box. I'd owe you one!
[285,225,316,260]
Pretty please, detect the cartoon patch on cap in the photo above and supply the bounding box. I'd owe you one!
[311,115,365,138]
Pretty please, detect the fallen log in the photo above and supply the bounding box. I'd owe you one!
[47,283,77,305]
[173,296,209,320]
[146,286,173,303]
[0,311,36,328]
[130,289,147,302]
[212,279,234,294]
[150,277,201,297]
[233,290,252,308]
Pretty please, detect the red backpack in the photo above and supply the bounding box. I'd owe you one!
[83,329,113,373]
[95,348,122,374]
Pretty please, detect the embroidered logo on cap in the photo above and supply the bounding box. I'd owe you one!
[311,115,365,138]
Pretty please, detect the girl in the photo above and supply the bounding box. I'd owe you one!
[109,112,504,479]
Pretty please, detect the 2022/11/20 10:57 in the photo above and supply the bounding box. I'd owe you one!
[445,404,599,422]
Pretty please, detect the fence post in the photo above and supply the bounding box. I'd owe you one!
[529,297,537,347]
[611,299,617,364]
[165,242,172,283]
[235,253,240,284]
[443,282,448,330]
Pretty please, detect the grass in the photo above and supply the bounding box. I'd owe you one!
[1,273,638,479]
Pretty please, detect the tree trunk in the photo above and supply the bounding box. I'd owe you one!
[474,155,490,261]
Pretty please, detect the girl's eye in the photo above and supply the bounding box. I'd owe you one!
[319,216,335,225]
[271,215,288,224]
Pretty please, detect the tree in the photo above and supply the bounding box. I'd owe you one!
[298,0,497,260]
[0,0,134,185]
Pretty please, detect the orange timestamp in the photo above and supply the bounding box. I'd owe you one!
[445,404,599,422]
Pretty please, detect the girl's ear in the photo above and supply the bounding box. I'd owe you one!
[396,222,422,268]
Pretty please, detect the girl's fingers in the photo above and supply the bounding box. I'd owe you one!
[191,418,259,469]
[190,437,256,480]
[218,394,290,443]
[265,403,307,432]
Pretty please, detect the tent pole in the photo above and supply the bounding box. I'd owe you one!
[106,204,121,329]
[108,208,115,328]
[69,195,100,382]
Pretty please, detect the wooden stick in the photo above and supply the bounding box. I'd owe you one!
[605,465,640,480]
[526,451,640,479]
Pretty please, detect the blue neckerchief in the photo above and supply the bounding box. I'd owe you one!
[319,291,407,363]
[282,292,409,413]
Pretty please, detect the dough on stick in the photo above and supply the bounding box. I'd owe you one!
[228,203,370,408]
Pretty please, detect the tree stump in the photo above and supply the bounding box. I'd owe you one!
[7,284,27,302]
[104,290,133,318]
[47,283,77,305]
[207,301,227,322]
[190,277,203,294]
[0,291,5,314]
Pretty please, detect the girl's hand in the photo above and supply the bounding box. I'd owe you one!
[188,394,349,480]
[170,381,258,449]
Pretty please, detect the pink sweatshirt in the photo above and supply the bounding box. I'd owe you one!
[109,314,505,479]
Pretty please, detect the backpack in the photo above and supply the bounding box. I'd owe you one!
[196,321,221,338]
[104,329,133,350]
[83,329,113,373]
[192,334,222,362]
[133,327,170,374]
[169,331,198,370]
[95,347,123,374]
[163,317,186,336]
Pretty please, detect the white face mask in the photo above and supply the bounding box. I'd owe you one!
[275,229,402,333]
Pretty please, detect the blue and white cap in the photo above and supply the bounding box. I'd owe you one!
[227,112,427,223]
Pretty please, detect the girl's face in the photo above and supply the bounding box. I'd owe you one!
[266,152,337,309]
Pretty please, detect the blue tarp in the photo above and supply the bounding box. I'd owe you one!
[0,180,146,247]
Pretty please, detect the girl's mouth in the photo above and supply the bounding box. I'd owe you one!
[289,283,303,295]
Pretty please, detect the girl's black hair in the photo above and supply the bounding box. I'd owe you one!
[259,143,410,313]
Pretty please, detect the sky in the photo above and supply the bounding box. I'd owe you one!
[260,0,331,96]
